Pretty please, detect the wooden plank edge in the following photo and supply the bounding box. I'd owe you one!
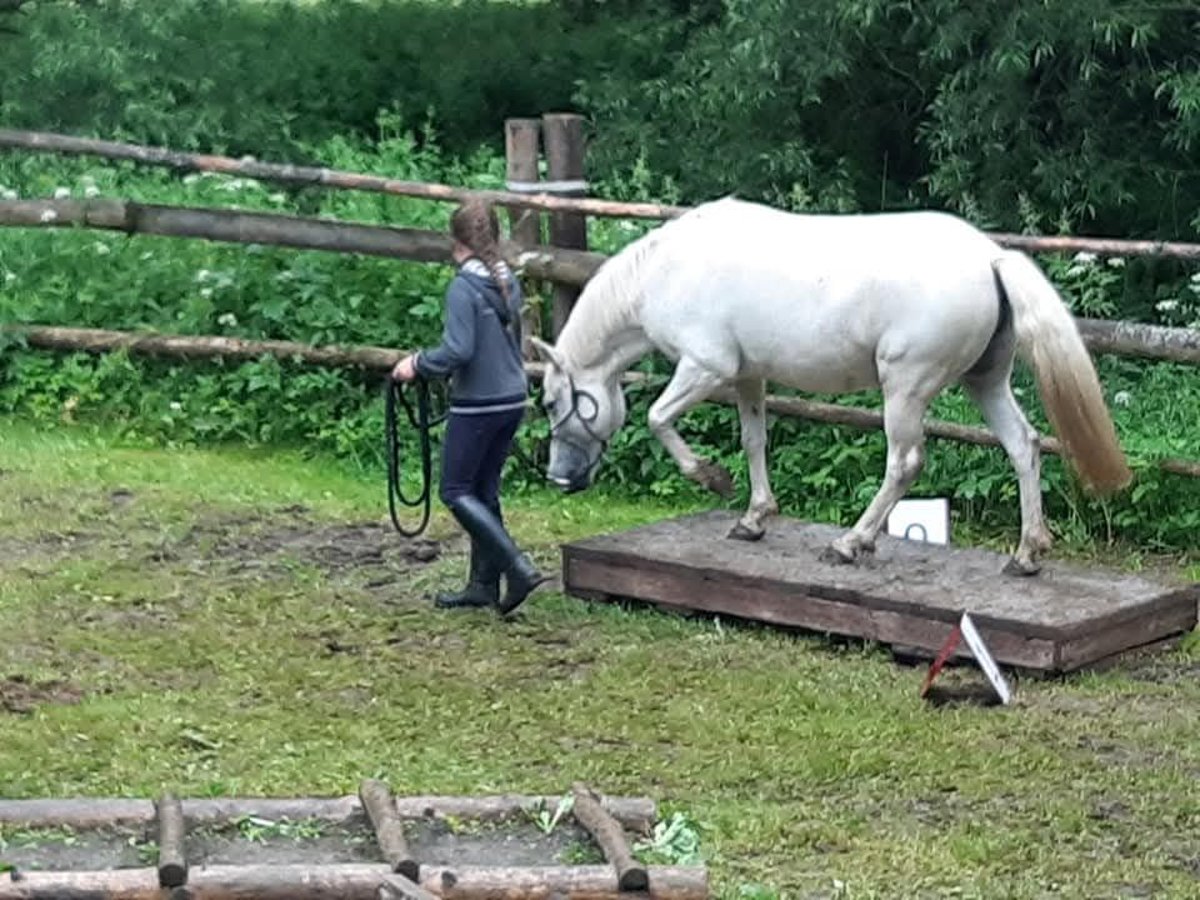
[1054,601,1198,672]
[564,554,1061,670]
[563,538,1194,644]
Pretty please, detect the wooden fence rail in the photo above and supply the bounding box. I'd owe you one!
[0,198,604,288]
[2,198,1198,367]
[4,127,1200,261]
[6,324,1197,479]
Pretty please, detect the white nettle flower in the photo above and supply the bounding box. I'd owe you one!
[195,269,212,283]
[1072,251,1098,265]
[0,186,15,200]
[268,193,286,204]
[1156,299,1179,313]
[1106,256,1125,268]
[217,312,238,327]
[92,241,111,256]
[53,186,71,200]
[199,287,214,299]
[169,401,183,412]
[1113,390,1132,407]
[4,271,16,284]
[84,185,101,199]
[39,209,57,223]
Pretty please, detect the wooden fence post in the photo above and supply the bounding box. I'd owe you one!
[542,113,588,338]
[504,118,543,358]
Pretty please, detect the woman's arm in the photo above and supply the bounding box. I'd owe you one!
[415,279,477,379]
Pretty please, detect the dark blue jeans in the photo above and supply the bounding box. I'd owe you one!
[439,408,524,519]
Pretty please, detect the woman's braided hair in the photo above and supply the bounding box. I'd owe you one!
[451,198,511,305]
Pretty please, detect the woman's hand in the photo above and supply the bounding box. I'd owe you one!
[391,354,418,382]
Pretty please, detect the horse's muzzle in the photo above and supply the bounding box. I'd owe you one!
[548,472,590,494]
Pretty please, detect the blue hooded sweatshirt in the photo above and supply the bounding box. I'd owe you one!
[414,259,528,414]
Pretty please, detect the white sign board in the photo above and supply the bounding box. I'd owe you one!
[920,613,1014,706]
[959,613,1013,705]
[887,498,950,546]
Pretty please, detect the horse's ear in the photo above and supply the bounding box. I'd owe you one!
[530,336,567,371]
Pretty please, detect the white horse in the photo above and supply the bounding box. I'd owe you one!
[529,197,1131,575]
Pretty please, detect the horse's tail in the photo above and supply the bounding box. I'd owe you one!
[991,250,1132,495]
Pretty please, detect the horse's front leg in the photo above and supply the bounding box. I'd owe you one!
[647,357,733,498]
[728,377,777,541]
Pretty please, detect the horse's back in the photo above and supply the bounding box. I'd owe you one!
[637,198,1005,391]
[671,197,997,264]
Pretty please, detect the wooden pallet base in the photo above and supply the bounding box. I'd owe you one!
[561,511,1198,674]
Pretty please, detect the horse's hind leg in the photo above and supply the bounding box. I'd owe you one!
[647,356,735,498]
[825,381,933,565]
[729,377,778,541]
[963,367,1053,575]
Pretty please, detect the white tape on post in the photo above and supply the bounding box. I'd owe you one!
[505,179,589,195]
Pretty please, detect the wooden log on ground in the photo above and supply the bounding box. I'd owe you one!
[378,874,442,900]
[5,324,1199,480]
[0,864,709,900]
[570,784,648,892]
[0,794,658,832]
[155,792,188,888]
[359,779,418,880]
[0,798,155,828]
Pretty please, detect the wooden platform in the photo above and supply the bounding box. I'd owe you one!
[561,511,1199,673]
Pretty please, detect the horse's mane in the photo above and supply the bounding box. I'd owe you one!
[555,225,665,370]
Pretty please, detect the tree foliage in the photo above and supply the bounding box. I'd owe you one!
[582,0,1200,237]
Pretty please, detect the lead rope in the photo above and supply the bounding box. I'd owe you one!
[385,377,447,537]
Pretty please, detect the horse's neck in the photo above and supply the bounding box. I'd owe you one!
[558,309,651,382]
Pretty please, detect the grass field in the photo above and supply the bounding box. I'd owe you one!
[2,422,1199,899]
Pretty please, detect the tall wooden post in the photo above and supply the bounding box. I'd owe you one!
[504,118,543,357]
[542,113,588,338]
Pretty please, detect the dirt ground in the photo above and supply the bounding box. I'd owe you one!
[0,814,600,874]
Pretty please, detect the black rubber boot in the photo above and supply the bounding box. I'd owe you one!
[433,539,499,609]
[445,494,549,616]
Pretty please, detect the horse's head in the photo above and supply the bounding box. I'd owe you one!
[531,337,626,493]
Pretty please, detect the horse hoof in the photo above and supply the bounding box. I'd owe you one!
[1003,557,1041,577]
[727,522,764,542]
[819,545,856,566]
